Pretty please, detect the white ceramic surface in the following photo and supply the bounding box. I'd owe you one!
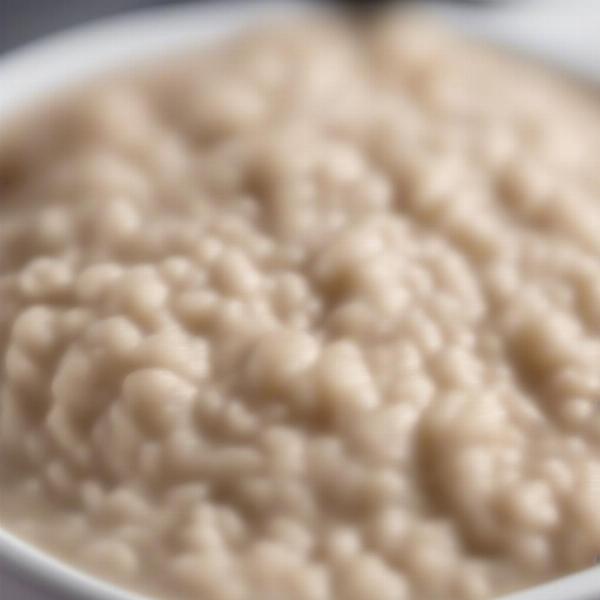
[0,2,599,599]
[426,0,600,84]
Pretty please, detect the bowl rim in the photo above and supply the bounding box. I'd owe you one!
[0,0,306,119]
[0,2,599,599]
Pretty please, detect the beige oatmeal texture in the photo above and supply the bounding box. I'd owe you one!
[1,15,600,600]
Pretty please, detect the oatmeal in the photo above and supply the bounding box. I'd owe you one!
[1,15,600,600]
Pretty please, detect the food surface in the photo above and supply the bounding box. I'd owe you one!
[1,15,600,600]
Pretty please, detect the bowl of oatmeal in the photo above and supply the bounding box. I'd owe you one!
[0,2,599,600]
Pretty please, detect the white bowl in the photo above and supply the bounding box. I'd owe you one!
[0,2,599,599]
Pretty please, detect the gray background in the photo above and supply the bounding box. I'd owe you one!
[0,0,200,53]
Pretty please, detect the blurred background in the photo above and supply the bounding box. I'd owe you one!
[1,0,599,86]
[0,0,203,52]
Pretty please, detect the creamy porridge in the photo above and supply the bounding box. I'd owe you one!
[1,15,600,600]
